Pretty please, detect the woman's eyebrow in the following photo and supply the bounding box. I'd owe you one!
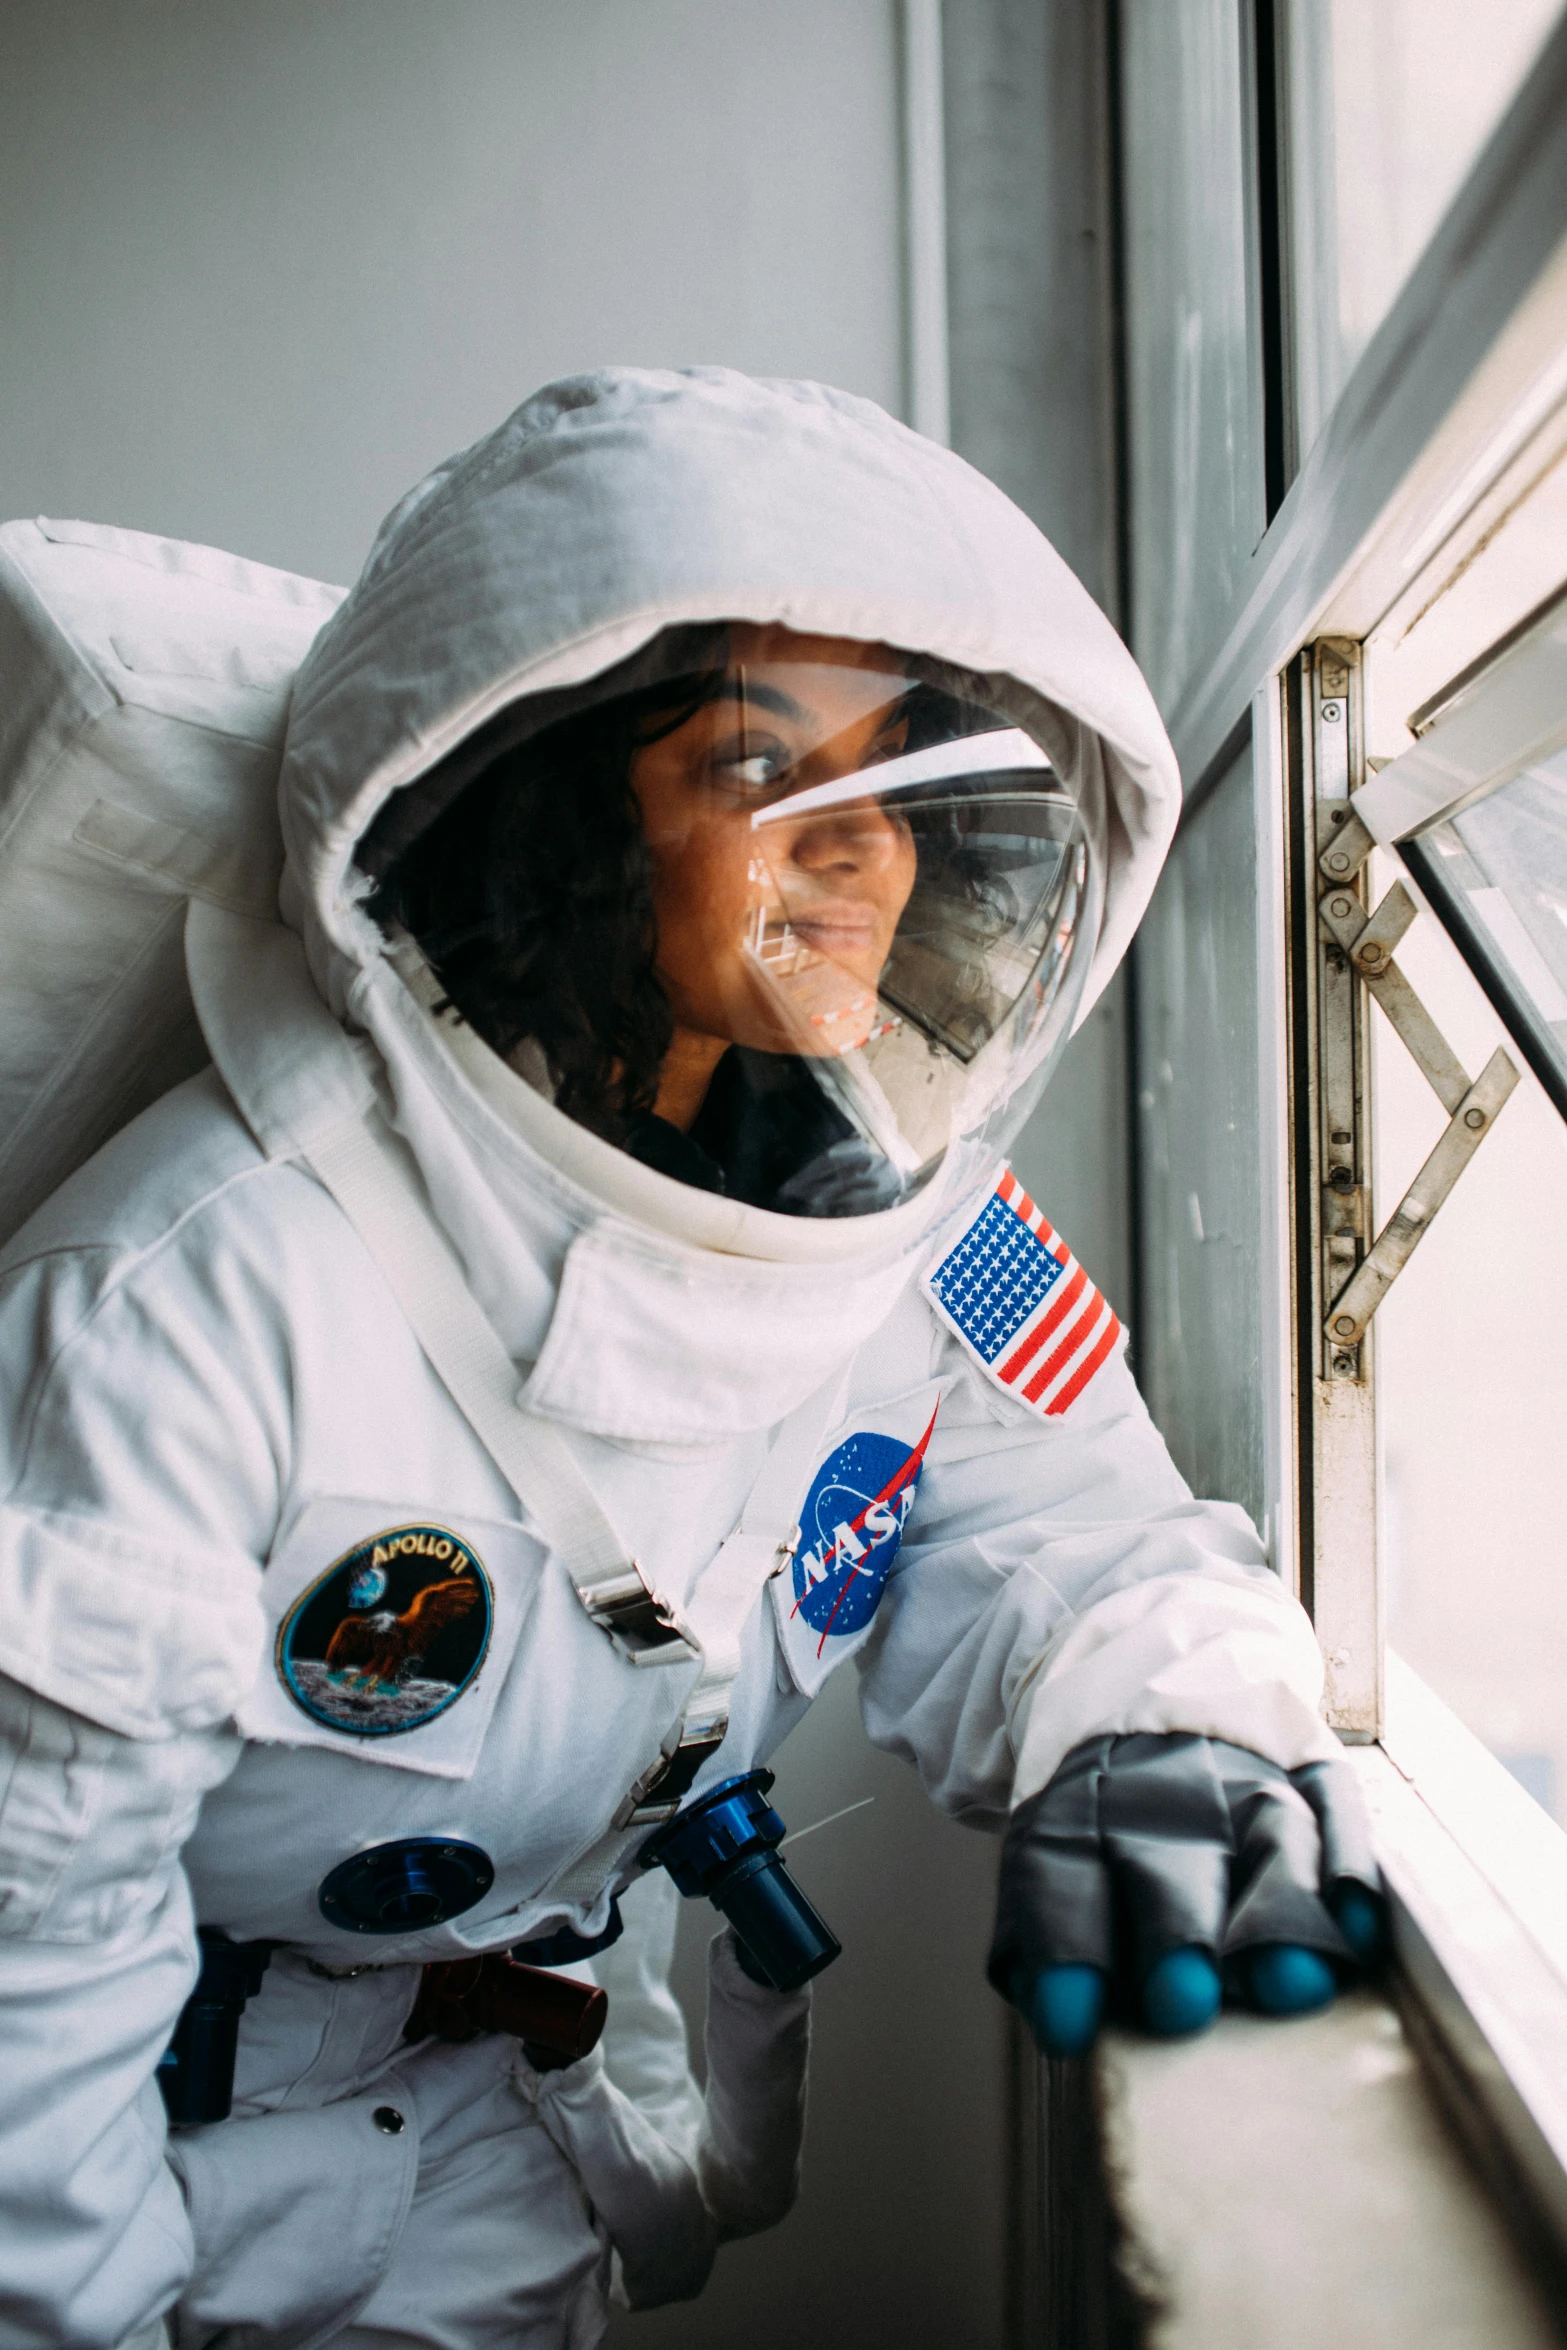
[715,675,809,724]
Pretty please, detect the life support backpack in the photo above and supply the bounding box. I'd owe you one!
[0,516,342,1244]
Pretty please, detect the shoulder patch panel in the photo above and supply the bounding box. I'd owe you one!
[923,1169,1121,1417]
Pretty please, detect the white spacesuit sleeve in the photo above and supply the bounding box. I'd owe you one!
[856,1335,1337,1821]
[0,1671,240,2348]
[591,1870,705,2167]
[540,1876,810,2306]
[696,1929,811,2240]
[0,1226,281,1741]
[0,1203,281,2345]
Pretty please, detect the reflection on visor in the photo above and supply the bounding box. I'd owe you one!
[738,734,1088,1191]
[366,624,1103,1222]
[750,724,1049,820]
[606,645,1100,1215]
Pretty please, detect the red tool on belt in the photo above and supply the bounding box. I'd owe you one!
[406,1953,607,2071]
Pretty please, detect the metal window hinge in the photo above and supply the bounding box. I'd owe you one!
[1313,803,1519,1357]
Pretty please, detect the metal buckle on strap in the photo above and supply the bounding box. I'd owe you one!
[615,1722,730,1829]
[586,1563,698,1666]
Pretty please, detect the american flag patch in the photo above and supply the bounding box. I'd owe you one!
[923,1169,1122,1417]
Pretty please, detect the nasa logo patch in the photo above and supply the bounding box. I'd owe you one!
[789,1405,938,1657]
[277,1524,493,1737]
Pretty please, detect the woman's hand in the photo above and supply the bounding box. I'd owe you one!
[990,1733,1386,2055]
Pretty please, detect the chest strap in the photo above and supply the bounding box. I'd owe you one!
[305,1109,835,1823]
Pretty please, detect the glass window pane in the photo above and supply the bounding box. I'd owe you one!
[1374,858,1567,1824]
[1285,0,1564,457]
[1364,589,1567,1117]
[1135,744,1267,1529]
[1404,761,1567,1120]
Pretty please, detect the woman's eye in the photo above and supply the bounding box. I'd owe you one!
[864,723,909,768]
[714,742,792,792]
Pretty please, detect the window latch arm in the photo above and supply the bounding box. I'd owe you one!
[1315,831,1519,1348]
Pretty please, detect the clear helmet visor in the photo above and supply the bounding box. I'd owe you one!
[366,625,1105,1220]
[618,636,1103,1215]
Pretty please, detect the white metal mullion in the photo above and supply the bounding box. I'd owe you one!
[899,0,950,447]
[1300,640,1381,1738]
[1253,678,1299,1601]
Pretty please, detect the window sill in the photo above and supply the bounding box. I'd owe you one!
[1015,1659,1567,2346]
[1091,1991,1556,2350]
[1353,1653,1567,2259]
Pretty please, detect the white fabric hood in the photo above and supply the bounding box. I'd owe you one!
[252,370,1181,1436]
[282,367,1179,1031]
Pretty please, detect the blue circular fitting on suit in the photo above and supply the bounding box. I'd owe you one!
[318,1837,494,1934]
[637,1771,784,1896]
[637,1770,841,1993]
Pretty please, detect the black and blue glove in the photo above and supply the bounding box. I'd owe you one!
[990,1732,1386,2055]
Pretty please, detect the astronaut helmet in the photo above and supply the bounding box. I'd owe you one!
[363,617,1105,1221]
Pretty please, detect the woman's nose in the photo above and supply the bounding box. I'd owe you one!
[787,801,900,875]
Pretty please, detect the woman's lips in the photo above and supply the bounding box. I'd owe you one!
[786,906,881,955]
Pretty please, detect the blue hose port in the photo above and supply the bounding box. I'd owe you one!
[639,1770,842,1993]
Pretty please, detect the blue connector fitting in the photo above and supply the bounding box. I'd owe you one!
[638,1770,842,1993]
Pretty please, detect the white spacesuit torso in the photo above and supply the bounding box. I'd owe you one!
[0,369,1337,2350]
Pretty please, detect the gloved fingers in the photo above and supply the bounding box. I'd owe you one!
[993,1735,1384,2058]
[1141,1947,1223,2038]
[1243,1945,1338,2017]
[1097,1733,1232,1980]
[1222,1751,1390,1980]
[1205,1763,1358,2021]
[1220,1777,1353,1966]
[1329,1882,1387,1964]
[1010,1962,1107,2057]
[1103,1829,1230,1979]
[989,1840,1115,1990]
[1289,1756,1379,1886]
[990,1744,1119,1991]
[1289,1757,1387,1958]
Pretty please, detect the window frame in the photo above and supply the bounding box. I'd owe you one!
[1131,0,1567,2254]
[1352,592,1567,1125]
[1397,828,1567,1124]
[1163,7,1567,806]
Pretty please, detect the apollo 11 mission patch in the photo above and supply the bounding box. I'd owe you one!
[277,1523,493,1737]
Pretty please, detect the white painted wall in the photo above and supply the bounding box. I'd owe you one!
[0,0,903,585]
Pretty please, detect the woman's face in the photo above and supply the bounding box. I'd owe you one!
[629,627,919,1059]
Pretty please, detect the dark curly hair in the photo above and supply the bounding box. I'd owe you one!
[366,650,729,1142]
[365,634,1031,1155]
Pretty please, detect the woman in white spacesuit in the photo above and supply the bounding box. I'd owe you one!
[0,368,1380,2350]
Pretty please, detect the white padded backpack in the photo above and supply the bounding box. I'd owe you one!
[0,517,342,1242]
